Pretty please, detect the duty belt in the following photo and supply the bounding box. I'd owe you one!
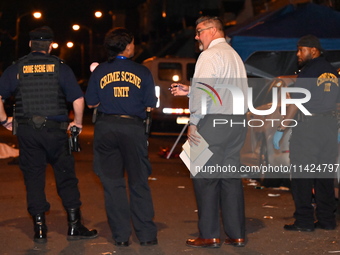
[297,110,336,122]
[16,117,69,130]
[98,112,143,121]
[308,111,336,117]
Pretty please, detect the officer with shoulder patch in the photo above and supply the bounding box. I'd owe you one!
[273,35,340,232]
[85,27,158,247]
[0,26,98,243]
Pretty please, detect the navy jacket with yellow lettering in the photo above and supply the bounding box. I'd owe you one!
[85,58,157,119]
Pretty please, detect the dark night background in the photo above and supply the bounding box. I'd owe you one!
[0,0,249,79]
[1,0,338,79]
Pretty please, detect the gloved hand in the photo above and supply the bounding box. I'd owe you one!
[338,133,340,143]
[273,131,284,150]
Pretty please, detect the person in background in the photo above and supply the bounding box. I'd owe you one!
[273,35,339,231]
[85,27,158,247]
[0,26,98,243]
[171,16,248,248]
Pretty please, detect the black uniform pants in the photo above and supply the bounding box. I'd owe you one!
[93,115,157,243]
[193,114,247,239]
[289,115,337,229]
[17,124,81,216]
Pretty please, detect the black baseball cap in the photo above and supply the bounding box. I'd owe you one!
[29,26,54,41]
[297,34,323,51]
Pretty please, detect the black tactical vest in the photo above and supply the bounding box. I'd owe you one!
[15,53,68,118]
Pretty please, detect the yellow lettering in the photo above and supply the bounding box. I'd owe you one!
[124,87,130,96]
[114,71,120,81]
[100,75,107,89]
[119,87,124,97]
[324,83,331,92]
[100,72,141,90]
[45,64,55,72]
[23,65,34,74]
[107,72,113,84]
[113,87,129,97]
[119,72,141,88]
[129,73,134,84]
[135,77,141,88]
[125,72,129,82]
[22,64,56,74]
[34,65,46,73]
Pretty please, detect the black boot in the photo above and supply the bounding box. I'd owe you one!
[33,213,47,243]
[66,208,98,240]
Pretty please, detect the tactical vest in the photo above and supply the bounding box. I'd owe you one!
[15,53,68,118]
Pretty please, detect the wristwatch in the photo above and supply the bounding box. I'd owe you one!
[0,117,8,125]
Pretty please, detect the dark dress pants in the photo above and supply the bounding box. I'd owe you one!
[193,114,247,239]
[289,115,337,229]
[93,116,157,242]
[17,124,81,216]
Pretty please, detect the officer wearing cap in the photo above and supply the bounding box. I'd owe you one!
[29,25,54,41]
[273,35,340,231]
[0,26,98,243]
[85,27,158,247]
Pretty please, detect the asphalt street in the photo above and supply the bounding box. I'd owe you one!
[0,117,339,255]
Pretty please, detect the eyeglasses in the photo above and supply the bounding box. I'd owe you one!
[196,27,213,36]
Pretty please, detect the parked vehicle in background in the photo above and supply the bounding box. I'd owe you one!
[142,57,196,132]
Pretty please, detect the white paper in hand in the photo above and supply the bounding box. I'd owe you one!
[182,132,209,162]
[180,132,213,176]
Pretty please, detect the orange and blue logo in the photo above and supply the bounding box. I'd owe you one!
[196,82,223,106]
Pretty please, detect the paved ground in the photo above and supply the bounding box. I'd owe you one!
[0,119,339,255]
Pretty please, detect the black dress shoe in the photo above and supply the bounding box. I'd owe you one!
[140,239,158,246]
[115,241,129,247]
[314,221,336,230]
[284,223,314,232]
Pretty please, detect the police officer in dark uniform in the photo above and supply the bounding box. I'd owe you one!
[273,35,339,231]
[0,26,98,243]
[85,27,158,247]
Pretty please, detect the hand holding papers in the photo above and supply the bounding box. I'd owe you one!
[180,132,213,176]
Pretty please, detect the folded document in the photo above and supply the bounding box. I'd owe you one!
[179,132,213,176]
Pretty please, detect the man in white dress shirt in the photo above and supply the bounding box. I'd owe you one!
[171,16,248,248]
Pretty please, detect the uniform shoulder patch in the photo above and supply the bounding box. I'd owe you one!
[317,73,338,92]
